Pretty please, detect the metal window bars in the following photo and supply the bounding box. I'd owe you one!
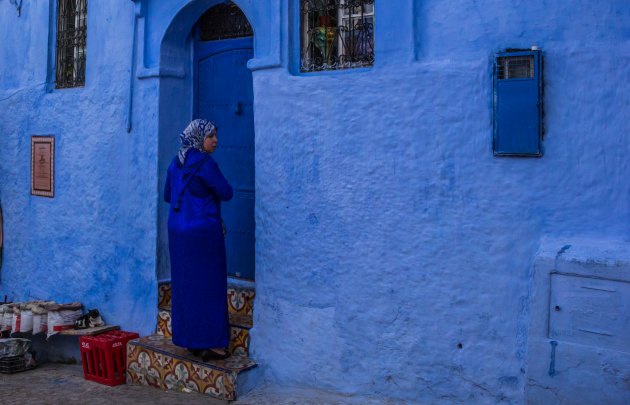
[55,0,87,89]
[301,0,374,72]
[198,2,253,42]
[497,56,534,80]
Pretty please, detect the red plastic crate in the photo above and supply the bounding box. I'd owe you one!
[80,330,139,386]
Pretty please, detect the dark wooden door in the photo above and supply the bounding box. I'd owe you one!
[195,37,255,280]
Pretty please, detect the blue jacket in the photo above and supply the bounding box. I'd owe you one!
[164,149,233,231]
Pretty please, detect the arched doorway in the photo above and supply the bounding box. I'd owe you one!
[193,3,255,280]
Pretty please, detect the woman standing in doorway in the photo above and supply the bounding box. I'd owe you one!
[164,119,233,360]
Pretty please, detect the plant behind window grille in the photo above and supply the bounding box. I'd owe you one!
[301,0,374,72]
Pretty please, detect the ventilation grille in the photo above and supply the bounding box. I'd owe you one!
[497,56,534,80]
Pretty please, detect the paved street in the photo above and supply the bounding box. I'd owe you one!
[0,363,413,405]
[0,363,226,405]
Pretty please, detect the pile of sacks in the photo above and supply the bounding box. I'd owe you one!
[0,302,83,339]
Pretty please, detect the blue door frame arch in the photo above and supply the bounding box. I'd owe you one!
[155,0,262,281]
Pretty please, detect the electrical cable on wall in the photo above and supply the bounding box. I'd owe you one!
[9,0,23,17]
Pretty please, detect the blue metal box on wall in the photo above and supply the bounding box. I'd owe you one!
[493,49,543,156]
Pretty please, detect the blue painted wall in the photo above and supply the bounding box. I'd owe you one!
[0,1,157,335]
[527,238,630,404]
[248,1,630,402]
[1,0,629,403]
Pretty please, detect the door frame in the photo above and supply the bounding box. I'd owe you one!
[156,1,258,282]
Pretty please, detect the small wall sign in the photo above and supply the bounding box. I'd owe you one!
[31,136,55,197]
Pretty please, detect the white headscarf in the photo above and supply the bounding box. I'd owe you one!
[177,119,217,165]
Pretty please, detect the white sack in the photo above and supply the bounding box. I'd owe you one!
[19,310,33,333]
[32,314,48,335]
[1,312,12,332]
[47,309,82,338]
[31,303,51,335]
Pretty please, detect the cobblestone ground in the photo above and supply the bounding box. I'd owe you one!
[0,363,226,404]
[0,363,416,404]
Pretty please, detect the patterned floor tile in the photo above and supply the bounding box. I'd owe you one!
[127,335,256,401]
[156,309,250,355]
[158,283,255,318]
[227,288,255,317]
[157,283,172,308]
[133,335,255,371]
[157,308,172,338]
[229,326,250,357]
[230,314,253,329]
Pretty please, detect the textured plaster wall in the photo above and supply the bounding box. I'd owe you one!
[1,0,629,403]
[0,1,158,335]
[249,0,630,403]
[527,239,630,404]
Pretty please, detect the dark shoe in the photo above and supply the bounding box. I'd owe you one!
[187,348,201,356]
[200,348,230,361]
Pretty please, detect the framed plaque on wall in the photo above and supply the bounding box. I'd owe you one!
[31,136,55,198]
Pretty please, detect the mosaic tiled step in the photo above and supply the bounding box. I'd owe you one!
[158,282,255,317]
[127,335,258,401]
[157,306,252,356]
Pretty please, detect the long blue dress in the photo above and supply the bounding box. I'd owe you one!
[164,149,233,349]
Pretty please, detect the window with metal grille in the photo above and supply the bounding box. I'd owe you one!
[198,2,253,42]
[300,0,374,72]
[497,56,534,80]
[55,0,87,89]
